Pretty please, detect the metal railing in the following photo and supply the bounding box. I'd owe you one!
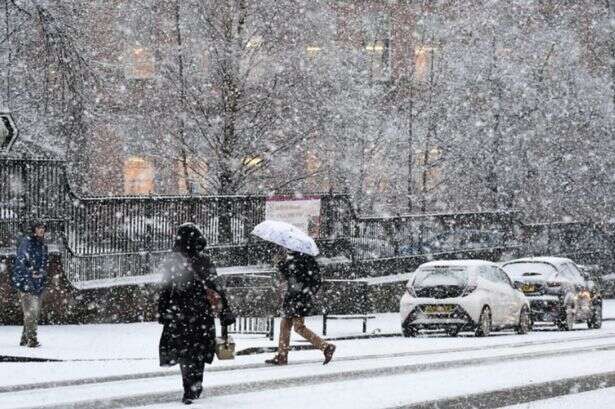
[3,155,615,286]
[349,210,519,261]
[0,158,70,248]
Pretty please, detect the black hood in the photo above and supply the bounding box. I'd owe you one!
[173,223,206,256]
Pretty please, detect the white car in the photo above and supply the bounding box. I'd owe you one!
[400,260,531,337]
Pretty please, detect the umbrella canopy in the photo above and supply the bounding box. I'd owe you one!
[251,220,320,256]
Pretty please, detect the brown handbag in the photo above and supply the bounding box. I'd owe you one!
[215,325,235,360]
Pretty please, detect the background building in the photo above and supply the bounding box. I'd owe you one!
[1,0,613,221]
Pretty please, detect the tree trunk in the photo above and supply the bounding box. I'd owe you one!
[407,86,414,213]
[173,0,191,193]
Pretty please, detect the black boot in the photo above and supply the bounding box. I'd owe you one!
[181,393,193,405]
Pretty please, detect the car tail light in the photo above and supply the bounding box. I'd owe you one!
[462,284,477,297]
[547,282,561,287]
[577,290,591,300]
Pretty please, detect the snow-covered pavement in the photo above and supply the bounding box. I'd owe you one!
[502,388,615,409]
[4,331,615,408]
[1,300,615,408]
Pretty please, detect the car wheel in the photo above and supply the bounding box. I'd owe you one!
[516,306,531,335]
[475,306,492,337]
[588,304,603,329]
[402,325,418,338]
[446,326,460,337]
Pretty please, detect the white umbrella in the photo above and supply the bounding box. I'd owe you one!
[251,220,319,256]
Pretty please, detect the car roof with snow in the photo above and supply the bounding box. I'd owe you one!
[418,260,497,269]
[502,257,573,266]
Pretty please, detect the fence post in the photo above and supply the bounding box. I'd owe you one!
[268,316,275,341]
[144,198,153,275]
[218,197,232,245]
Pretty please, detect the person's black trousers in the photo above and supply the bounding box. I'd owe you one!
[180,362,204,397]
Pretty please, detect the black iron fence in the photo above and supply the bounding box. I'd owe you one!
[2,156,615,286]
[349,210,520,261]
[0,158,70,247]
[521,222,615,268]
[66,195,266,255]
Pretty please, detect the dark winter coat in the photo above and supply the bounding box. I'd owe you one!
[11,235,48,296]
[279,252,322,318]
[158,223,235,367]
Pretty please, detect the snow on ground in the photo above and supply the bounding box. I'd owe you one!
[2,311,615,389]
[501,387,615,409]
[3,297,615,363]
[0,299,613,408]
[3,334,615,408]
[120,349,615,409]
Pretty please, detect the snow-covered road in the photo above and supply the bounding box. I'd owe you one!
[2,300,615,408]
[3,323,615,408]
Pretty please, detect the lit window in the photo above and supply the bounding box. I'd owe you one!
[124,157,154,194]
[414,46,436,81]
[242,155,263,168]
[246,35,263,49]
[306,45,322,58]
[306,150,320,173]
[126,47,155,79]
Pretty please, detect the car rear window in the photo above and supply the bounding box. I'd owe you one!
[413,267,468,287]
[502,262,558,279]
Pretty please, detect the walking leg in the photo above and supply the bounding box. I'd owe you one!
[266,318,291,365]
[180,364,192,397]
[293,317,336,364]
[292,317,326,350]
[278,317,292,357]
[193,361,204,398]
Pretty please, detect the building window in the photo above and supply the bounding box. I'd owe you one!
[246,35,263,49]
[414,46,436,81]
[306,45,322,59]
[124,157,155,194]
[126,47,155,80]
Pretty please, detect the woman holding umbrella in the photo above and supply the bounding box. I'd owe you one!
[253,220,336,366]
[158,223,235,404]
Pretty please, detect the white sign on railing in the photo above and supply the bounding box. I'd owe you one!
[265,195,321,236]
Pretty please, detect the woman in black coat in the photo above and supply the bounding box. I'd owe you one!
[158,223,234,404]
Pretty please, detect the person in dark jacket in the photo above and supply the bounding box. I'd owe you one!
[157,223,235,405]
[265,250,335,366]
[11,221,48,347]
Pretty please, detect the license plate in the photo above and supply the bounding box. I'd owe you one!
[521,284,535,293]
[423,305,453,314]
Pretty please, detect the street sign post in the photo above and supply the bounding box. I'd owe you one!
[0,112,18,153]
